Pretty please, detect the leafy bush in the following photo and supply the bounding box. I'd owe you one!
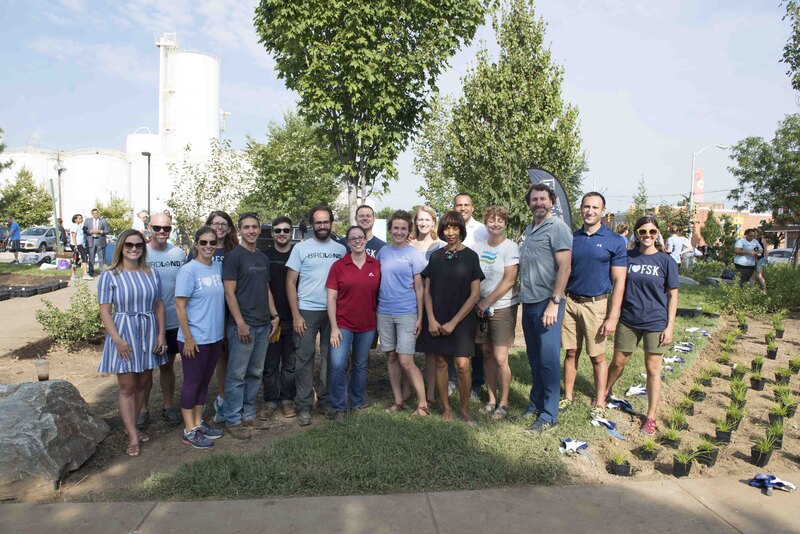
[687,260,728,283]
[763,265,800,310]
[715,283,771,313]
[35,282,102,346]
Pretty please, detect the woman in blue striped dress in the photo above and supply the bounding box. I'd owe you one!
[98,229,168,457]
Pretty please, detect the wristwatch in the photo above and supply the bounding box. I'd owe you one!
[270,313,280,320]
[550,295,563,305]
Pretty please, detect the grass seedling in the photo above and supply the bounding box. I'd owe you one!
[765,332,775,344]
[750,370,763,381]
[674,449,697,464]
[752,355,764,370]
[641,438,658,453]
[731,388,747,404]
[662,425,681,441]
[769,403,788,417]
[610,449,628,465]
[736,311,746,325]
[773,309,786,330]
[697,435,718,453]
[718,352,731,365]
[774,384,791,399]
[715,417,734,432]
[776,368,791,380]
[753,436,776,454]
[767,340,778,352]
[699,370,714,383]
[669,408,687,428]
[767,421,784,439]
[789,357,800,372]
[678,397,694,412]
[725,405,743,422]
[708,364,721,377]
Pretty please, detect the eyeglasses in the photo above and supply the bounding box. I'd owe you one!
[312,220,331,226]
[637,228,659,237]
[151,225,172,233]
[210,222,229,228]
[123,242,144,250]
[272,228,291,234]
[197,239,218,246]
[348,236,365,243]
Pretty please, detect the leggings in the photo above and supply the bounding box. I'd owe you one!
[179,340,223,410]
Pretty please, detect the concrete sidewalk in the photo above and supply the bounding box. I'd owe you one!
[3,472,799,534]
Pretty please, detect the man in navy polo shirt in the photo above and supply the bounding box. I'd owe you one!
[561,192,627,419]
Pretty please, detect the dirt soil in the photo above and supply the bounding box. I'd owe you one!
[1,316,798,502]
[0,273,71,287]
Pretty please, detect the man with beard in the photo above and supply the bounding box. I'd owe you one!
[222,213,281,439]
[516,184,572,433]
[339,204,386,258]
[287,205,346,426]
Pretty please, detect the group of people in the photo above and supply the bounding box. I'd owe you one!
[97,184,681,458]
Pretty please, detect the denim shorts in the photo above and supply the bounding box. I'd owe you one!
[377,313,417,354]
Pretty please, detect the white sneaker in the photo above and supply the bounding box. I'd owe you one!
[82,274,93,280]
[71,274,80,280]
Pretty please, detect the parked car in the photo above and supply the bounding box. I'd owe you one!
[256,224,340,252]
[767,248,794,265]
[19,226,57,253]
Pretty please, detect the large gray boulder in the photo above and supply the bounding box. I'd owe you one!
[0,380,109,500]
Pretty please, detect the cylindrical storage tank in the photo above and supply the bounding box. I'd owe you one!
[1,147,57,190]
[161,50,220,159]
[62,150,130,220]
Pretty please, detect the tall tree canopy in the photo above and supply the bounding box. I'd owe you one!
[447,0,584,235]
[0,168,52,227]
[783,1,800,90]
[413,95,458,211]
[241,112,342,224]
[728,114,800,225]
[254,0,488,223]
[0,128,12,172]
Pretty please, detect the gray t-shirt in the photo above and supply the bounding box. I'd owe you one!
[222,246,270,326]
[519,217,573,304]
[286,238,346,311]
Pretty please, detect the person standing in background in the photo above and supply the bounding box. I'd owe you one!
[83,208,110,278]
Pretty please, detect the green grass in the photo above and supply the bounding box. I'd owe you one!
[0,263,70,277]
[109,284,723,501]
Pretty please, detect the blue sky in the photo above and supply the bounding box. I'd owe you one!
[1,1,796,212]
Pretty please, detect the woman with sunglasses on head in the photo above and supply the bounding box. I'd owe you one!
[174,227,226,448]
[204,211,239,424]
[604,215,679,436]
[417,211,484,424]
[97,229,168,457]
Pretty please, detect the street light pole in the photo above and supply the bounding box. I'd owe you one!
[141,152,151,216]
[689,144,729,240]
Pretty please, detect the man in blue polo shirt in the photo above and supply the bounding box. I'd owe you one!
[561,192,627,419]
[5,216,20,264]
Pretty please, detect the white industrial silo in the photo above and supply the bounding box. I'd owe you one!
[156,33,220,160]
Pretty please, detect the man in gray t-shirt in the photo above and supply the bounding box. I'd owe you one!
[517,184,572,433]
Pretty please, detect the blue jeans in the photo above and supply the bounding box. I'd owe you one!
[224,323,270,426]
[521,299,565,424]
[329,329,374,413]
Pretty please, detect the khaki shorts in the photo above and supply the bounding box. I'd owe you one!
[613,322,667,355]
[475,304,517,347]
[561,296,608,356]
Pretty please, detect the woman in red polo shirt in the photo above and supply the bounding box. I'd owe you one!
[326,226,381,421]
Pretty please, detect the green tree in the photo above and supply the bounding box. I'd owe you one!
[700,209,723,253]
[625,177,649,229]
[717,214,740,265]
[375,206,394,220]
[413,95,458,210]
[782,1,800,90]
[728,114,800,225]
[95,196,131,236]
[0,167,52,227]
[657,202,692,235]
[241,112,341,223]
[167,139,254,243]
[0,128,12,172]
[447,0,584,236]
[254,0,487,223]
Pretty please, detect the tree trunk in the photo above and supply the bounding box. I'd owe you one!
[347,179,357,226]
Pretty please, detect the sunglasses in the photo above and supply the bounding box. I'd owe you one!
[637,228,659,237]
[123,242,144,250]
[151,225,172,233]
[272,228,291,234]
[197,239,218,246]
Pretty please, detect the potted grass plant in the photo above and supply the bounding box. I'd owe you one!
[766,340,778,360]
[731,364,746,380]
[673,449,697,477]
[736,311,748,333]
[730,387,748,409]
[708,364,722,378]
[751,355,764,373]
[773,310,786,339]
[750,436,775,467]
[715,418,734,443]
[789,357,800,374]
[696,436,720,467]
[669,407,689,431]
[718,352,732,366]
[767,421,784,450]
[765,331,775,345]
[637,438,658,461]
[678,396,694,416]
[725,405,744,430]
[775,368,791,385]
[698,370,713,387]
[608,449,632,476]
[660,425,681,449]
[688,384,706,402]
[769,403,787,425]
[781,395,798,418]
[774,384,790,401]
[750,371,765,391]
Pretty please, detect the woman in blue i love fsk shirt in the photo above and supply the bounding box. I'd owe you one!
[605,215,679,436]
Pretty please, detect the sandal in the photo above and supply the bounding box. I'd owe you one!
[461,416,478,427]
[126,443,141,457]
[492,405,509,420]
[137,432,150,443]
[411,406,430,417]
[480,402,496,415]
[385,403,405,413]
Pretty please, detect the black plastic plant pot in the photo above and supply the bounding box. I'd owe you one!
[637,448,657,461]
[768,413,784,426]
[684,405,695,416]
[775,329,784,339]
[661,437,681,449]
[690,391,706,402]
[750,448,772,468]
[715,429,732,443]
[700,378,712,387]
[731,369,746,379]
[773,434,784,450]
[790,364,800,375]
[776,375,790,386]
[751,361,763,372]
[739,323,748,333]
[609,461,632,477]
[673,459,693,478]
[750,378,766,391]
[697,449,719,467]
[726,416,742,430]
[787,405,797,418]
[767,349,778,360]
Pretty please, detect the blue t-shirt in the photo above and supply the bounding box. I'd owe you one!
[376,244,425,314]
[175,260,225,344]
[286,238,346,311]
[620,250,679,332]
[146,244,186,330]
[9,222,20,240]
[567,225,627,297]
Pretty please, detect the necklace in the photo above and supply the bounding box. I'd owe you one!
[444,248,460,261]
